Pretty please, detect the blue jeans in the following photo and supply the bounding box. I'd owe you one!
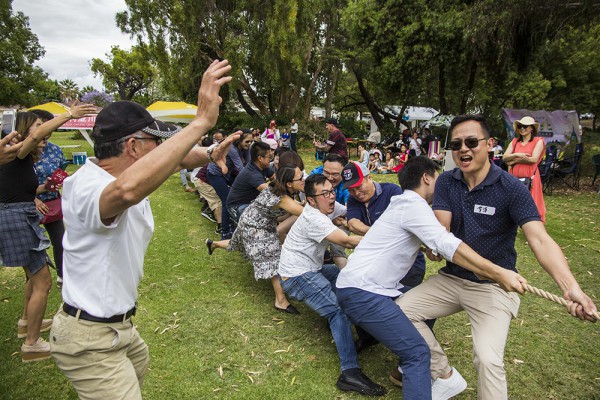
[207,172,232,239]
[279,265,359,372]
[337,287,432,400]
[227,203,249,227]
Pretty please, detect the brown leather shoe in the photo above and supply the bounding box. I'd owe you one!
[389,366,403,387]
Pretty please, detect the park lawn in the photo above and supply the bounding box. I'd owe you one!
[0,135,598,399]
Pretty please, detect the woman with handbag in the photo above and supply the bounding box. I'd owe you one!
[502,116,546,223]
[0,102,95,362]
[32,109,67,286]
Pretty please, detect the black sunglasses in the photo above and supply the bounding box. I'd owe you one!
[517,124,530,130]
[448,137,487,151]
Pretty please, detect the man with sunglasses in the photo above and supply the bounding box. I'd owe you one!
[396,114,597,400]
[277,174,386,397]
[49,60,240,400]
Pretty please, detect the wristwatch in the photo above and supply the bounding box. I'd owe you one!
[206,143,219,163]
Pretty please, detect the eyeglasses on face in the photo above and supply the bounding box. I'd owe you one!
[312,189,336,198]
[243,140,253,144]
[517,124,530,130]
[448,137,486,151]
[291,176,305,182]
[133,136,163,145]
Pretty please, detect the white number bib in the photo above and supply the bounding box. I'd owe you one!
[474,204,496,216]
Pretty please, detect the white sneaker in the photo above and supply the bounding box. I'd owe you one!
[432,367,467,400]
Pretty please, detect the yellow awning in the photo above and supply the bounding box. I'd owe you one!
[147,101,198,123]
[28,102,70,115]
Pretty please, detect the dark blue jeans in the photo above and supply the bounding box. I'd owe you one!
[337,287,432,400]
[207,172,232,239]
[227,203,249,227]
[279,265,359,372]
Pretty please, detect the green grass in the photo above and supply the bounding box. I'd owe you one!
[0,133,599,399]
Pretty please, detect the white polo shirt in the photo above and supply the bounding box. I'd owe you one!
[61,158,154,318]
[278,204,338,278]
[336,190,461,297]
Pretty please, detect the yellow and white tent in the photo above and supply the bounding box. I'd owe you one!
[146,101,197,123]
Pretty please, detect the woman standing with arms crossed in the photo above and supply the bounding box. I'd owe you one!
[503,116,546,222]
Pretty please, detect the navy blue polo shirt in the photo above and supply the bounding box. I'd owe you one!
[226,162,274,208]
[432,163,541,282]
[346,182,402,226]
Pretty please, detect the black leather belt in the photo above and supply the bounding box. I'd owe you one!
[63,303,136,323]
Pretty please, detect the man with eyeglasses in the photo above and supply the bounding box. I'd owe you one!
[396,114,597,400]
[310,153,351,267]
[278,174,386,397]
[49,60,240,400]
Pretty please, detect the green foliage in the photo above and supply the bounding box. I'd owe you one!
[117,0,344,119]
[0,0,48,106]
[90,45,155,101]
[339,0,600,130]
[58,78,80,104]
[29,78,62,105]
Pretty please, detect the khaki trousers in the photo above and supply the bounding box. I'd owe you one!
[396,272,520,400]
[50,310,149,400]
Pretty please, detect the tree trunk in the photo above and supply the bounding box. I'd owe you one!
[325,63,341,119]
[267,89,275,116]
[239,75,268,116]
[460,58,478,114]
[303,60,325,120]
[351,65,384,131]
[438,62,449,115]
[236,88,259,117]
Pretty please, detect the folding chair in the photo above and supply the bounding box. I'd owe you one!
[539,145,557,196]
[315,150,326,161]
[553,143,584,190]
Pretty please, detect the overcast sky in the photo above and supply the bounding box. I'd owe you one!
[13,0,136,90]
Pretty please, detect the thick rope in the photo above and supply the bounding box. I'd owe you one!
[523,284,600,321]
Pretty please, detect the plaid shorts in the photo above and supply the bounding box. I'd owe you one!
[0,202,50,274]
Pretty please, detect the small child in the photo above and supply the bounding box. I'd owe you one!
[280,127,291,148]
[368,153,377,173]
[371,153,382,173]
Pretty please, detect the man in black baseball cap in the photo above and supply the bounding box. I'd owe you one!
[50,60,241,400]
[91,101,182,145]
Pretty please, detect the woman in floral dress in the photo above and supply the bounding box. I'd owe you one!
[206,166,305,313]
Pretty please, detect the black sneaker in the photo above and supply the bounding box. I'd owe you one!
[336,368,386,396]
[201,210,217,223]
[215,224,222,235]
